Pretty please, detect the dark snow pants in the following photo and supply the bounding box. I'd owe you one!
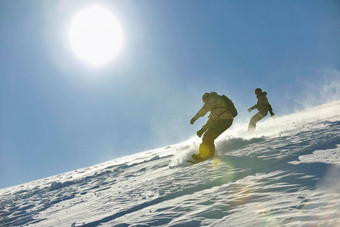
[199,119,233,159]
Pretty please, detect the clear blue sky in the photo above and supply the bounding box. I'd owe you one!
[1,0,339,188]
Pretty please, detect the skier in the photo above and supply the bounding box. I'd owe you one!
[190,92,237,162]
[247,88,275,132]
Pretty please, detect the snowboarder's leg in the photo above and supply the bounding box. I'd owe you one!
[248,113,265,132]
[198,119,233,160]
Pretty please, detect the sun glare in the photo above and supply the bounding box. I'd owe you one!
[69,6,123,66]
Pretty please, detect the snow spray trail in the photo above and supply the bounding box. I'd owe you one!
[168,141,200,167]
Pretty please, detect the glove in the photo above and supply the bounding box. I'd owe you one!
[190,117,197,125]
[247,108,253,113]
[197,128,205,138]
[270,111,275,117]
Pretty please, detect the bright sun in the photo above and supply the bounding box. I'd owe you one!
[69,6,124,66]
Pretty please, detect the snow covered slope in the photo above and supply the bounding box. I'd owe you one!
[1,101,340,226]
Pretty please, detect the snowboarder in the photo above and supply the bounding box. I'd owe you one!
[190,92,237,162]
[247,88,275,132]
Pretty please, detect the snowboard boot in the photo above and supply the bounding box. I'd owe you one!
[191,153,201,162]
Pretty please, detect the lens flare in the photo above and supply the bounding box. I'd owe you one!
[211,158,223,169]
[199,143,210,158]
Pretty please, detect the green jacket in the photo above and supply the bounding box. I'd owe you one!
[250,92,273,116]
[193,92,234,130]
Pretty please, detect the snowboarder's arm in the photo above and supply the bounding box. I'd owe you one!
[196,118,213,137]
[248,104,257,112]
[262,96,274,116]
[190,104,209,124]
[268,104,275,116]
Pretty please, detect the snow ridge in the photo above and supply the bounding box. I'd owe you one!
[0,101,340,226]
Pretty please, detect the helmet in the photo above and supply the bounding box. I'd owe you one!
[202,93,210,103]
[255,88,262,95]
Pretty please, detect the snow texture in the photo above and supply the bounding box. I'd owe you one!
[1,101,340,226]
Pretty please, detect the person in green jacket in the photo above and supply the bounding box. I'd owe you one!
[190,92,236,162]
[248,88,275,132]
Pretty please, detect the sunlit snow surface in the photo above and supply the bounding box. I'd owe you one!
[1,101,340,226]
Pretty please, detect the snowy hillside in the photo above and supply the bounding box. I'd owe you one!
[1,101,340,226]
